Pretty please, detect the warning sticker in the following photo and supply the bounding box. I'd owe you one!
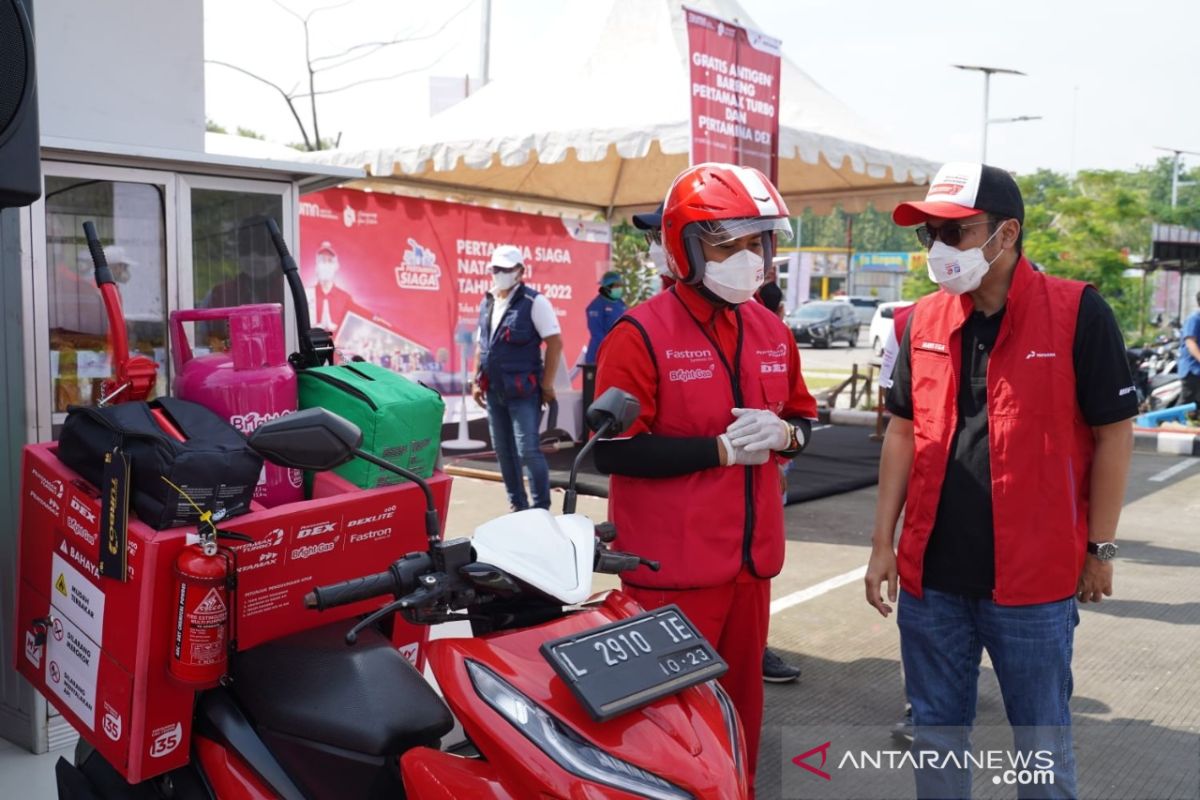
[45,613,100,730]
[51,552,106,645]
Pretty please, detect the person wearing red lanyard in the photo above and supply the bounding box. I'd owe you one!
[594,163,818,795]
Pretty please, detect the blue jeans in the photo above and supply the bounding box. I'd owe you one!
[485,389,550,510]
[898,588,1079,800]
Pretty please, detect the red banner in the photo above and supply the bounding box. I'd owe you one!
[298,189,611,390]
[685,6,782,182]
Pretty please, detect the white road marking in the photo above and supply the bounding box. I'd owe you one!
[1148,458,1199,483]
[770,566,868,616]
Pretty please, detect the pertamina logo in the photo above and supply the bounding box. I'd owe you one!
[1026,350,1057,360]
[292,537,340,561]
[236,528,285,573]
[756,343,789,358]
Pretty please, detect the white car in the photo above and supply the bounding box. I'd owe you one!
[869,301,915,356]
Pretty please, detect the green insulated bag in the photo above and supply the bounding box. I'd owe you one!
[297,362,444,488]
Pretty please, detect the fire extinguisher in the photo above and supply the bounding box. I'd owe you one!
[169,533,230,689]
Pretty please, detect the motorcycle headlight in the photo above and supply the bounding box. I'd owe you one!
[467,660,693,800]
[710,681,746,788]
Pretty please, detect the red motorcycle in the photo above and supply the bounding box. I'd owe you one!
[60,391,749,799]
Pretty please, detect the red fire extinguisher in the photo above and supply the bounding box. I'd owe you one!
[169,535,229,688]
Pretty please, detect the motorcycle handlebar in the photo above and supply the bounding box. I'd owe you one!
[305,570,396,611]
[305,552,433,611]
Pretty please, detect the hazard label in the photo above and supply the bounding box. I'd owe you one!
[194,589,227,616]
[51,553,106,645]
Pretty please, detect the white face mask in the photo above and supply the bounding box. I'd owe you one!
[702,248,764,305]
[491,269,520,293]
[315,259,337,284]
[647,241,670,276]
[926,224,1005,295]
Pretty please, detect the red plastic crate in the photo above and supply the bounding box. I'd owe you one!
[15,442,451,783]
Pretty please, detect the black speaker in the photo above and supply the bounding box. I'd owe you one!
[0,0,40,209]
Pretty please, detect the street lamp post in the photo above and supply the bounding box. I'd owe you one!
[1153,146,1200,208]
[953,65,1037,162]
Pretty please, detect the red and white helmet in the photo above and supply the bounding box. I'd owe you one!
[661,162,792,284]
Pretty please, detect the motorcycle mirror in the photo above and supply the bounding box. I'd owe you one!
[586,388,641,437]
[248,408,363,471]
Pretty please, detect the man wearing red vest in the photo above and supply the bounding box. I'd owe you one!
[595,163,818,795]
[865,162,1137,798]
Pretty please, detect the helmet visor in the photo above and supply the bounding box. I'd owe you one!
[693,217,793,246]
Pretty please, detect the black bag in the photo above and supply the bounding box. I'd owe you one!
[57,397,264,530]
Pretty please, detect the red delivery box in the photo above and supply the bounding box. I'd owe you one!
[15,442,450,784]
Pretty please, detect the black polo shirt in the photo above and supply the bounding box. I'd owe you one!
[886,287,1138,597]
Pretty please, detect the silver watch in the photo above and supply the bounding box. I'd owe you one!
[1087,541,1118,561]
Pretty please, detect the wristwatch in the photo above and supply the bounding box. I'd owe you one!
[1086,541,1119,561]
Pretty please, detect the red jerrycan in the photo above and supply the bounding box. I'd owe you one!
[170,304,302,507]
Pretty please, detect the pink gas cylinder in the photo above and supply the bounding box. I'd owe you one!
[170,304,302,507]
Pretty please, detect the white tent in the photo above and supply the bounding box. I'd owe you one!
[301,0,939,218]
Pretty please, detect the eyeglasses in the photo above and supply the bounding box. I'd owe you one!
[914,220,994,249]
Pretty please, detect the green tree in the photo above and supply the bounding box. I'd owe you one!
[609,223,657,306]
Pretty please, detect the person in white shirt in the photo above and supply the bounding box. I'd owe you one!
[471,245,563,510]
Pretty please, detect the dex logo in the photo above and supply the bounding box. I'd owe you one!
[296,521,337,539]
[70,496,97,524]
[792,741,832,781]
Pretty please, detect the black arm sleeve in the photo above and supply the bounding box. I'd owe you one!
[593,434,721,478]
[1073,287,1139,426]
[885,317,914,420]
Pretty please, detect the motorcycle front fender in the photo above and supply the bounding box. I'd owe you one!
[401,747,517,800]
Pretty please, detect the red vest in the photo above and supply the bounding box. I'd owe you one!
[610,291,791,589]
[899,258,1095,605]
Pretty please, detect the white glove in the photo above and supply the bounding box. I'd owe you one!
[726,408,791,453]
[717,433,771,466]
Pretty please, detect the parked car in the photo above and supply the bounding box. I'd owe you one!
[869,300,915,355]
[786,301,860,348]
[838,295,883,326]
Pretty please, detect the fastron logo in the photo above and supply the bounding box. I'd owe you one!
[1026,350,1056,360]
[347,506,397,529]
[31,468,64,499]
[297,521,337,539]
[668,367,715,383]
[70,496,97,524]
[350,527,393,544]
[665,348,713,361]
[149,723,183,758]
[66,516,98,547]
[292,538,339,561]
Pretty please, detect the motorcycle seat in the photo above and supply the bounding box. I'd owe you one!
[233,622,453,757]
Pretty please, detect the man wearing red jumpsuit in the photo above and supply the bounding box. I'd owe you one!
[594,163,817,795]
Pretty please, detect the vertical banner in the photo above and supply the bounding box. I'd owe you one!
[685,6,782,182]
[299,189,611,392]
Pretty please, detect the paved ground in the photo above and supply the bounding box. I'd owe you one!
[3,449,1197,799]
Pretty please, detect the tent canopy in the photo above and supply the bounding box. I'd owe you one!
[301,0,939,218]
